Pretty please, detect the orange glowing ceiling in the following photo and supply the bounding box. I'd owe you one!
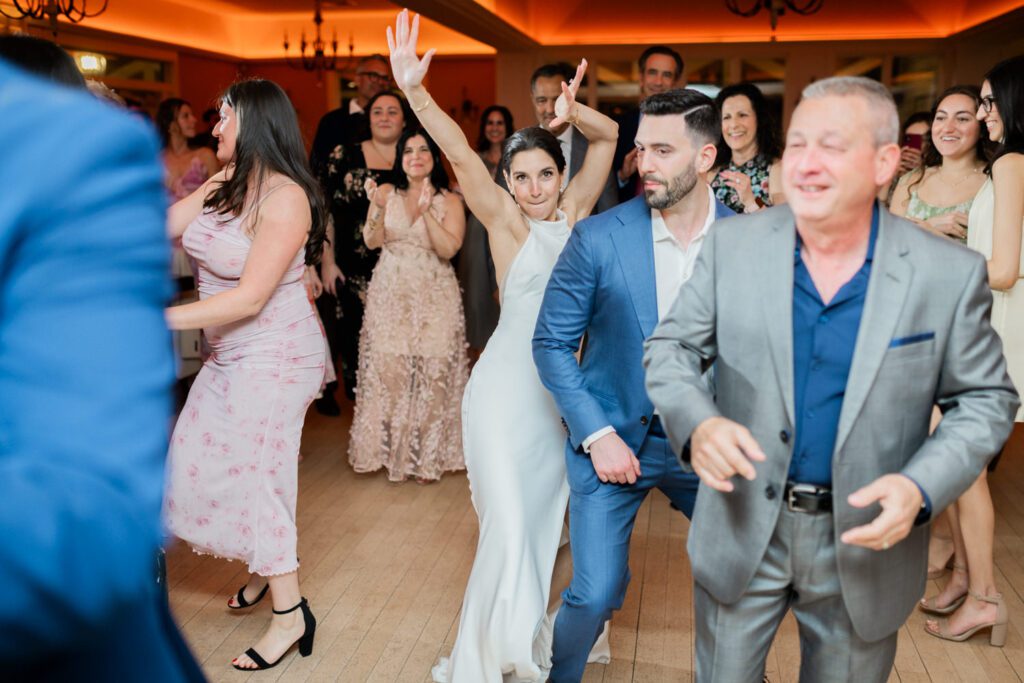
[61,0,494,59]
[55,0,1024,56]
[486,0,1024,44]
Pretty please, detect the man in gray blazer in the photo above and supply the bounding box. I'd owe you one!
[643,76,1019,682]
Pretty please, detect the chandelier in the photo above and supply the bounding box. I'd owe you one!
[0,0,108,36]
[725,0,824,33]
[283,0,356,82]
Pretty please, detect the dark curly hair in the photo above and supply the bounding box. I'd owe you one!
[713,82,781,169]
[202,79,326,265]
[907,85,993,193]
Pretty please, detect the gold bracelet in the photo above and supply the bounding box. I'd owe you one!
[410,92,433,113]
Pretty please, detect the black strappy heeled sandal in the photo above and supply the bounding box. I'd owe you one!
[231,597,317,671]
[228,582,269,610]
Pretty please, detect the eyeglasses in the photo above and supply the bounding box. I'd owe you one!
[357,72,389,83]
[981,95,997,113]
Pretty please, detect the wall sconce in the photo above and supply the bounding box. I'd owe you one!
[72,50,107,75]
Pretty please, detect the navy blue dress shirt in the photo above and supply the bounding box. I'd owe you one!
[789,207,878,486]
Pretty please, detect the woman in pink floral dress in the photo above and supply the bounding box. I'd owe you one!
[163,79,326,671]
[348,129,469,482]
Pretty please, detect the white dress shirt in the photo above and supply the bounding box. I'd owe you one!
[349,99,365,115]
[582,185,717,451]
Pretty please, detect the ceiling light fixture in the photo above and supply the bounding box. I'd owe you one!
[283,0,357,83]
[725,0,824,35]
[0,0,109,37]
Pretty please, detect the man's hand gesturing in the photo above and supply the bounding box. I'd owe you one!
[690,417,766,492]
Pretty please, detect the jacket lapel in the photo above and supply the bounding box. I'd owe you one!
[834,210,912,455]
[570,128,587,178]
[756,210,797,427]
[610,198,658,338]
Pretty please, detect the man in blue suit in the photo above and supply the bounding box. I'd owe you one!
[533,89,733,681]
[0,59,203,680]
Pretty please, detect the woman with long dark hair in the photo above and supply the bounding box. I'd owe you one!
[158,98,220,202]
[890,85,991,595]
[924,55,1024,648]
[710,81,784,213]
[891,86,991,244]
[348,128,469,481]
[162,79,326,670]
[317,90,408,410]
[386,10,619,680]
[476,104,514,176]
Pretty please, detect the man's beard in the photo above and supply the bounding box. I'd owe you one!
[643,163,698,210]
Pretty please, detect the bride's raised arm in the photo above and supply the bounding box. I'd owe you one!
[388,10,516,232]
[554,61,619,224]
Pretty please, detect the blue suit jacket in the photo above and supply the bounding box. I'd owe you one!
[0,61,203,680]
[532,195,734,491]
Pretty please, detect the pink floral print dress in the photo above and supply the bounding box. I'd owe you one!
[163,187,324,576]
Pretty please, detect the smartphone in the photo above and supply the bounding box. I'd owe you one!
[904,133,924,150]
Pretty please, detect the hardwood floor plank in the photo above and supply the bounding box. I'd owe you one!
[169,411,1024,682]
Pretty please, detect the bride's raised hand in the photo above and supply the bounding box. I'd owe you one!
[550,58,588,129]
[386,9,436,92]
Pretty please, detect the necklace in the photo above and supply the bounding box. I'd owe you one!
[938,165,983,188]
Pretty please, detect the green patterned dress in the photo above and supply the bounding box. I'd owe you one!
[905,190,973,245]
[711,155,773,214]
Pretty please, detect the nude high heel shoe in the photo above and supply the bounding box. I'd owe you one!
[919,564,968,615]
[925,592,1008,647]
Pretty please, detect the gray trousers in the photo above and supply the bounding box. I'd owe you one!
[694,507,898,683]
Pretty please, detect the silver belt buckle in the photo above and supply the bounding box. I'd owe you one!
[787,483,819,512]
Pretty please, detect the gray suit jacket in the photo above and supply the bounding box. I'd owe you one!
[495,127,618,214]
[643,204,1019,642]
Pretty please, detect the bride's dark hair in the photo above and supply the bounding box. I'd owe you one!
[500,126,566,177]
[203,79,326,265]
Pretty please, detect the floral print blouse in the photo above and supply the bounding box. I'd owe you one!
[711,155,774,214]
[323,143,401,302]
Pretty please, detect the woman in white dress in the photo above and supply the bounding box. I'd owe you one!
[386,11,618,681]
[924,54,1024,647]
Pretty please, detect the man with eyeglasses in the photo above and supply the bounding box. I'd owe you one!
[309,54,391,177]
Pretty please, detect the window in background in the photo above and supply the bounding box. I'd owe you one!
[65,45,174,116]
[594,58,725,118]
[834,56,884,82]
[686,58,725,98]
[891,54,941,124]
[740,58,786,130]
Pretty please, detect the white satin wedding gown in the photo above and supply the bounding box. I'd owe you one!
[433,210,610,682]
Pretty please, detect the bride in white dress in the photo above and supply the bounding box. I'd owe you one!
[386,11,619,682]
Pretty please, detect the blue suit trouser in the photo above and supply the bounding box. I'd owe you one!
[549,418,699,682]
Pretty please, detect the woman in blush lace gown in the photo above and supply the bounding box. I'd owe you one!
[162,80,326,671]
[348,128,469,482]
[387,11,618,681]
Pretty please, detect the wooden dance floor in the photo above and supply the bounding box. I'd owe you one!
[167,403,1024,682]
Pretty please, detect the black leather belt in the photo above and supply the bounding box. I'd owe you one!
[784,482,832,513]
